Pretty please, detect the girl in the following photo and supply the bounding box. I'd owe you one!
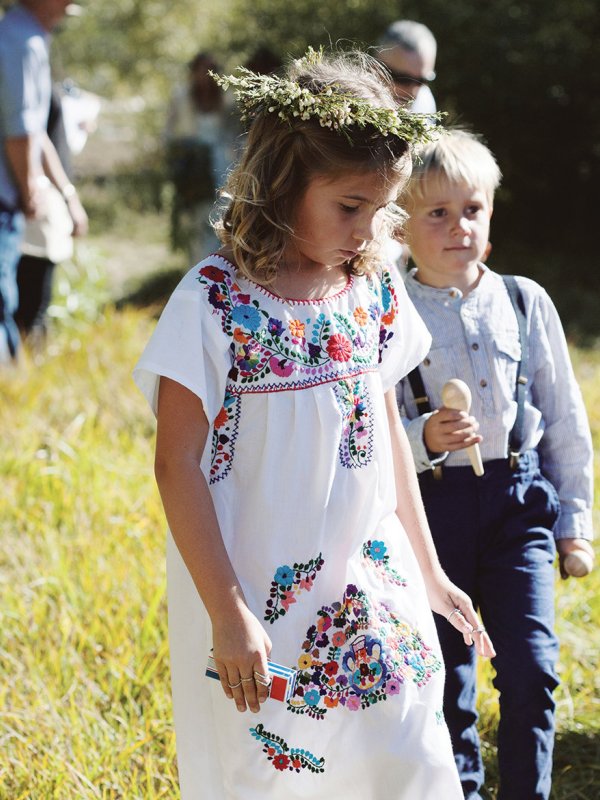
[134,49,494,799]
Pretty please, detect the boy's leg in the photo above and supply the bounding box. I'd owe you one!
[477,453,560,800]
[419,468,484,800]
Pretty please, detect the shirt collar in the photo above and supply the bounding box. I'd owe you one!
[406,263,495,303]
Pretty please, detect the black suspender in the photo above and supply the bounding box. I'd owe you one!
[501,275,528,467]
[405,275,528,469]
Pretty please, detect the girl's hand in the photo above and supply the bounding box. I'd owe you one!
[424,568,496,659]
[211,606,273,713]
[424,408,482,455]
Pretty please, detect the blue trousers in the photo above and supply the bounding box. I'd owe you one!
[418,451,560,800]
[0,209,24,362]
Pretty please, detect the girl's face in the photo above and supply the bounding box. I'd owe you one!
[285,171,402,272]
[406,177,492,293]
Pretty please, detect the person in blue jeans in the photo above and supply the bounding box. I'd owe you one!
[395,129,594,799]
[0,1,87,363]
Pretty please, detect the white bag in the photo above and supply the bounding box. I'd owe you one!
[21,177,74,264]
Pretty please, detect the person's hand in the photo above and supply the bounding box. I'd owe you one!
[65,192,89,237]
[557,537,595,579]
[211,605,273,713]
[424,568,496,658]
[424,407,482,455]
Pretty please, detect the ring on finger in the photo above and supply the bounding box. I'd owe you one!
[254,671,271,686]
[240,676,255,683]
[473,626,486,634]
[447,608,463,623]
[227,680,242,689]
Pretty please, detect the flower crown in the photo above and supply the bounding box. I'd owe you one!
[210,47,442,145]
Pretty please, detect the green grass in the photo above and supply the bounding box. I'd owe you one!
[1,236,599,798]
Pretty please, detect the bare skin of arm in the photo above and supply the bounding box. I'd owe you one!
[385,389,495,658]
[40,132,88,235]
[155,376,272,712]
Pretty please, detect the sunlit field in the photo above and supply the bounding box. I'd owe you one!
[1,247,598,799]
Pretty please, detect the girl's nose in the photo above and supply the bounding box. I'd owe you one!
[353,216,377,243]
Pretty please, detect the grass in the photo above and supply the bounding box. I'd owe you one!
[1,218,599,798]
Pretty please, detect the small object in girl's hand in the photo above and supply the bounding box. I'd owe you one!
[563,550,593,578]
[205,654,298,701]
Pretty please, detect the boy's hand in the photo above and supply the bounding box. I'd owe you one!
[424,408,482,455]
[557,538,595,579]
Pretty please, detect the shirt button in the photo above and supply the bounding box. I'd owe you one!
[480,379,488,388]
[423,357,431,366]
[472,342,479,350]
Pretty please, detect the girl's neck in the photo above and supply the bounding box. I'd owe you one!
[270,262,349,302]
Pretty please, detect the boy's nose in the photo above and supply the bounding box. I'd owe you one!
[452,216,471,235]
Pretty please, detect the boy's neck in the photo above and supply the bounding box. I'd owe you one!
[413,263,484,297]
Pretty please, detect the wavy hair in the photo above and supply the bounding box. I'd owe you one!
[215,51,414,283]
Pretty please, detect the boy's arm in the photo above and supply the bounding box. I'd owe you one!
[385,389,495,658]
[155,376,271,713]
[530,289,594,542]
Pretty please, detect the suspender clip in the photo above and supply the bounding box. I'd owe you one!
[432,464,443,480]
[509,451,521,470]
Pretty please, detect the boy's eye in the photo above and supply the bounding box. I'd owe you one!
[466,205,481,215]
[429,208,446,218]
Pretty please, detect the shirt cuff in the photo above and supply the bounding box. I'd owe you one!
[405,414,449,474]
[554,509,594,541]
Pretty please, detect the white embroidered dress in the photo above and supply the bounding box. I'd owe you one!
[134,255,462,799]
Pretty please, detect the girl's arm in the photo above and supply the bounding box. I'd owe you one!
[155,376,272,712]
[385,389,495,658]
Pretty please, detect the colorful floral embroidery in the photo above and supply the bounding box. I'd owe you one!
[333,377,373,469]
[265,554,324,624]
[362,539,407,586]
[378,269,400,362]
[196,260,394,394]
[209,391,241,484]
[288,584,441,720]
[250,723,325,774]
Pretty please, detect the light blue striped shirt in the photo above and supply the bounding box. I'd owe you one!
[396,265,594,540]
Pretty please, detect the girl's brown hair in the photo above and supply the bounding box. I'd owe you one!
[215,51,413,284]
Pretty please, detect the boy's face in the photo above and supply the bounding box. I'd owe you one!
[406,177,492,292]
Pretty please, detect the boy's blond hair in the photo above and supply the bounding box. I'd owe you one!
[402,129,501,207]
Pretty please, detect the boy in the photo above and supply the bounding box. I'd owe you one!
[395,129,594,800]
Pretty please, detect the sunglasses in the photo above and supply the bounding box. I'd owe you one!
[380,63,436,87]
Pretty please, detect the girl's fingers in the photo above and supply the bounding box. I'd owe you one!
[446,602,496,658]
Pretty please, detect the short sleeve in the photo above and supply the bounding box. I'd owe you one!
[133,282,232,422]
[378,267,431,393]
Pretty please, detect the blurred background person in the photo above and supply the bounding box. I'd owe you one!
[375,19,437,114]
[0,0,87,365]
[15,80,93,349]
[164,51,236,265]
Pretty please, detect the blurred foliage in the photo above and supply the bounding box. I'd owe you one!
[2,0,598,323]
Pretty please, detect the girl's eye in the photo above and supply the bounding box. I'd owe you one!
[340,204,359,214]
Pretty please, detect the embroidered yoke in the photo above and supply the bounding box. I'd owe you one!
[134,255,463,800]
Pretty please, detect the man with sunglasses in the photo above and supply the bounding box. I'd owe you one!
[376,19,437,115]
